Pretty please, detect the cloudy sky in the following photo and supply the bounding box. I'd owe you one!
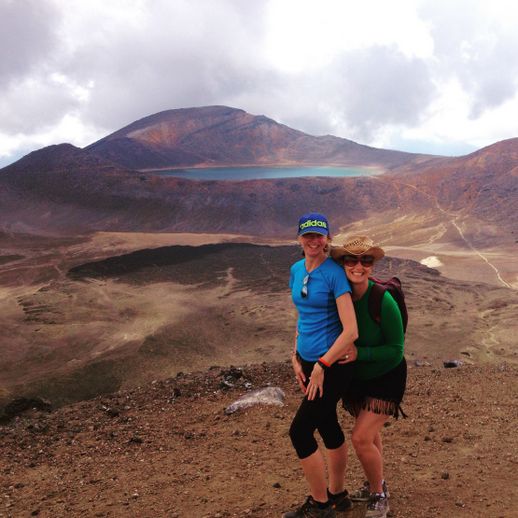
[2,0,518,167]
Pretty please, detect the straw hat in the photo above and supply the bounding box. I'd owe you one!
[330,235,385,261]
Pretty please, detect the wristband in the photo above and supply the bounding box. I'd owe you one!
[317,358,330,370]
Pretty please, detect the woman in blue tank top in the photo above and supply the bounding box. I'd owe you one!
[283,213,359,518]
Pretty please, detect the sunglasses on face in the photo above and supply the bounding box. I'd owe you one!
[301,274,309,298]
[343,255,375,267]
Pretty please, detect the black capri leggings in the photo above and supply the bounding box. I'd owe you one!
[289,356,354,459]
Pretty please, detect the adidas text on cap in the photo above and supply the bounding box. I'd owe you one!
[297,213,330,236]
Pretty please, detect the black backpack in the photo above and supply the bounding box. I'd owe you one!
[367,276,408,333]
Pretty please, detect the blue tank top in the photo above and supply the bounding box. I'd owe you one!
[290,257,351,361]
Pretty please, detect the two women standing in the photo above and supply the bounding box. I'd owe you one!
[284,213,406,518]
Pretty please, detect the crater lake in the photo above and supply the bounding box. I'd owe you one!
[151,165,382,181]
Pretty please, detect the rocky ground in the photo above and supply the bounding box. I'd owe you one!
[1,361,516,518]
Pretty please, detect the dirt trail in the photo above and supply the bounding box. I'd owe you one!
[478,309,502,360]
[448,218,512,288]
[219,267,239,297]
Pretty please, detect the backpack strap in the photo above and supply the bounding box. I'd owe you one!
[367,280,386,325]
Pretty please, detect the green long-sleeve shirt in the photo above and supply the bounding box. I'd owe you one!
[353,280,405,380]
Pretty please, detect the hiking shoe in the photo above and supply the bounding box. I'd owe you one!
[282,496,336,518]
[327,489,352,512]
[350,481,389,502]
[365,493,389,518]
[349,481,370,502]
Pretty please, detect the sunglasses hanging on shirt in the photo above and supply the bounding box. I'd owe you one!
[301,274,309,298]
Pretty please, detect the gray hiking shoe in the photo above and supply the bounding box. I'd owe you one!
[282,496,336,518]
[327,489,352,512]
[350,481,389,502]
[365,493,389,518]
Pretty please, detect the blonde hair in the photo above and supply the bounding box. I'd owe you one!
[323,236,331,254]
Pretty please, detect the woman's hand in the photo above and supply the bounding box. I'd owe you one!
[292,355,307,393]
[337,344,358,364]
[306,363,324,400]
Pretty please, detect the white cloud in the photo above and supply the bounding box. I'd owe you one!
[264,0,434,72]
[0,113,103,165]
[0,76,80,133]
[421,0,518,117]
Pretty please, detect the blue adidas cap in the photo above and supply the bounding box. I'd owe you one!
[297,213,330,236]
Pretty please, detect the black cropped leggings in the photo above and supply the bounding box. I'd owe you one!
[289,357,354,459]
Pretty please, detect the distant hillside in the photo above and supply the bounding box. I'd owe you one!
[0,137,436,236]
[0,144,154,233]
[0,153,429,236]
[86,105,430,170]
[392,137,518,237]
[1,143,122,175]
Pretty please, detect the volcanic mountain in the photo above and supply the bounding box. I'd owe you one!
[0,105,517,245]
[0,106,431,235]
[86,105,430,170]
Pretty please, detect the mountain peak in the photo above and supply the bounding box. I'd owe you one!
[85,105,421,170]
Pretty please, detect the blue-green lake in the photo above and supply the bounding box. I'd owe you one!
[152,166,381,181]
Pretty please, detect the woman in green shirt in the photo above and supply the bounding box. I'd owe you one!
[330,236,406,518]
